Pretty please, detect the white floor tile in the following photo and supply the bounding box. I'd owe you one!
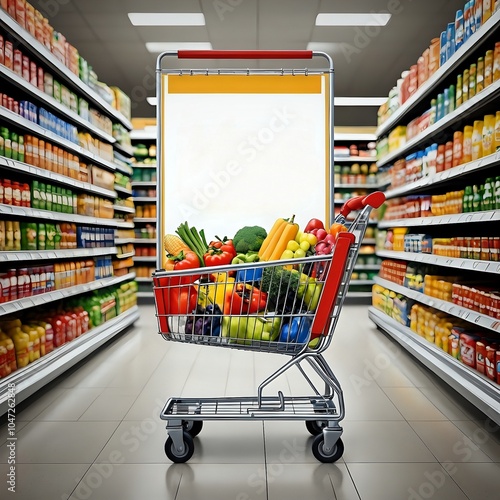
[0,463,91,500]
[347,462,470,500]
[343,421,436,462]
[79,388,139,421]
[382,387,448,421]
[446,462,500,500]
[452,420,500,462]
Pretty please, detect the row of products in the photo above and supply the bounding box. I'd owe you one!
[135,246,156,257]
[135,225,156,239]
[116,229,135,241]
[134,144,156,160]
[0,258,110,303]
[115,171,132,191]
[0,125,115,185]
[0,0,132,120]
[116,243,134,257]
[333,163,379,185]
[135,204,157,218]
[133,188,156,198]
[382,228,500,261]
[135,265,154,278]
[382,109,500,179]
[379,259,500,319]
[372,286,500,384]
[113,256,134,278]
[382,176,500,220]
[0,221,114,251]
[0,281,138,378]
[378,0,500,125]
[0,35,113,136]
[132,166,157,183]
[333,143,376,158]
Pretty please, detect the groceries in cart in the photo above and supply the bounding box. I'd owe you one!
[154,214,349,348]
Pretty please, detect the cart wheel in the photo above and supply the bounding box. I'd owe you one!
[305,420,327,435]
[183,420,203,437]
[165,431,194,463]
[311,435,344,463]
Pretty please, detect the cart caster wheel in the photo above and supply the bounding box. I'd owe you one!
[183,420,203,437]
[306,420,327,436]
[311,435,344,463]
[165,431,194,463]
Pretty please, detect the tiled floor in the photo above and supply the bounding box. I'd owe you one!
[1,303,500,500]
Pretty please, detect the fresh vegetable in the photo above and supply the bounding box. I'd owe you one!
[303,281,323,311]
[259,266,306,314]
[224,284,268,315]
[304,218,325,233]
[185,304,222,336]
[164,250,201,284]
[197,272,235,309]
[329,223,348,237]
[279,317,312,344]
[259,216,299,261]
[232,252,260,265]
[176,222,209,266]
[163,234,191,256]
[232,226,267,254]
[204,238,236,267]
[165,284,198,315]
[221,315,281,344]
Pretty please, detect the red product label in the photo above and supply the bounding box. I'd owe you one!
[476,342,486,374]
[30,61,37,87]
[486,346,496,381]
[496,351,500,385]
[22,55,29,81]
[0,35,4,66]
[460,333,477,368]
[13,49,22,76]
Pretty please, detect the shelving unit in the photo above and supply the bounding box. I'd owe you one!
[372,15,500,420]
[333,131,381,297]
[0,7,138,405]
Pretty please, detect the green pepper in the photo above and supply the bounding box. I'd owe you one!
[221,315,281,344]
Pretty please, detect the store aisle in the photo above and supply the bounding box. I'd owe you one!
[1,304,500,500]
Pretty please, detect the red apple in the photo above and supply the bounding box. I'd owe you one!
[304,218,325,233]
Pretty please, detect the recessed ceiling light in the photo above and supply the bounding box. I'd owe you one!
[128,13,205,26]
[147,97,157,106]
[335,97,387,106]
[146,42,213,53]
[316,13,391,26]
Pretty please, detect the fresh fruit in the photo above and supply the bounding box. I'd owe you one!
[329,223,348,237]
[312,228,328,241]
[294,248,306,258]
[301,232,318,246]
[287,240,300,252]
[280,249,295,259]
[304,218,324,233]
[299,241,310,252]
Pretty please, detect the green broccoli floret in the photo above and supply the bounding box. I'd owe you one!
[232,226,267,253]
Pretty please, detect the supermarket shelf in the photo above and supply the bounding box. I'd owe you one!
[0,10,133,130]
[384,151,500,199]
[114,162,133,177]
[113,204,135,214]
[130,130,157,140]
[114,238,136,245]
[137,291,154,298]
[0,65,116,144]
[0,105,117,172]
[376,9,500,137]
[374,277,500,334]
[378,209,500,229]
[0,246,117,263]
[361,238,377,244]
[377,78,500,168]
[133,238,156,244]
[114,142,134,157]
[368,307,500,426]
[133,196,156,202]
[349,280,374,285]
[335,183,381,189]
[0,272,136,317]
[133,256,156,262]
[0,203,133,228]
[116,251,135,260]
[114,185,133,197]
[0,306,140,414]
[135,277,154,282]
[132,181,157,187]
[133,163,157,169]
[333,156,377,163]
[335,133,377,141]
[354,265,381,270]
[134,217,156,223]
[376,250,500,275]
[0,156,117,198]
[345,292,373,298]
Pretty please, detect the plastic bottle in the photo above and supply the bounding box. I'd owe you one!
[453,131,463,166]
[7,269,17,301]
[495,176,500,209]
[12,182,21,207]
[475,0,483,30]
[482,178,494,211]
[485,50,493,86]
[494,42,500,82]
[456,74,463,107]
[18,136,24,163]
[482,114,495,155]
[4,179,12,205]
[495,111,500,151]
[445,141,454,169]
[472,185,482,211]
[5,326,30,369]
[477,56,485,93]
[0,332,17,373]
[463,69,469,103]
[436,144,445,172]
[469,63,477,99]
[472,120,484,160]
[463,185,473,212]
[463,125,473,163]
[448,84,455,113]
[483,0,493,22]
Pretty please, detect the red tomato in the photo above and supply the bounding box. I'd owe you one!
[304,218,325,233]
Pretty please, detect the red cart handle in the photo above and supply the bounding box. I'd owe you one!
[178,50,313,60]
[340,191,386,218]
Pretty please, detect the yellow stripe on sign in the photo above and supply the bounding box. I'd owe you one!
[168,74,322,94]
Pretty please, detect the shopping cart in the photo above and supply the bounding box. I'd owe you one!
[153,191,385,463]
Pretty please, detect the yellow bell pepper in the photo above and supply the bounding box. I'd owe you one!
[197,272,235,309]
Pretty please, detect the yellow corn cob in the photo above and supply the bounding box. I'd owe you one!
[163,234,191,256]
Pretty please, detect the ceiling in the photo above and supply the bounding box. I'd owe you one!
[30,0,466,126]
